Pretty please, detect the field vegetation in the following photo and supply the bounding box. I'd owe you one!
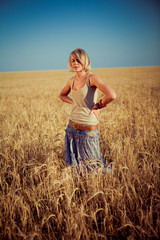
[0,67,160,239]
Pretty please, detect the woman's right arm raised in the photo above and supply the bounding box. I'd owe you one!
[59,77,73,104]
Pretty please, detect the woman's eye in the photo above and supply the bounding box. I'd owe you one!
[71,58,80,64]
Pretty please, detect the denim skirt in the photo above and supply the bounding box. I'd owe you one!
[65,124,105,167]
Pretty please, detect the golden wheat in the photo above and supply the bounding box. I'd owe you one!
[0,67,160,239]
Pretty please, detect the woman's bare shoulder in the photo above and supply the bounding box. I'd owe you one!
[66,76,75,88]
[89,73,100,87]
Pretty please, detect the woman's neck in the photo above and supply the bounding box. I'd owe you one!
[76,70,88,80]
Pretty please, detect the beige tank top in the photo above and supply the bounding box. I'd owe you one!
[69,73,99,125]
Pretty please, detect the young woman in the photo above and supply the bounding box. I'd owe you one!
[59,48,116,170]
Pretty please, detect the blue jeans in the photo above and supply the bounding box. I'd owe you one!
[65,124,105,168]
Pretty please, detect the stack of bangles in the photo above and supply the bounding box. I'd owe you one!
[95,99,107,109]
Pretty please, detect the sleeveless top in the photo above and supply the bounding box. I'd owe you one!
[69,73,99,125]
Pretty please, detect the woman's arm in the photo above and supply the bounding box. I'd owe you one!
[89,74,116,116]
[90,74,116,107]
[59,77,73,104]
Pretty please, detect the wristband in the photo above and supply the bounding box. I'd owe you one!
[98,99,106,109]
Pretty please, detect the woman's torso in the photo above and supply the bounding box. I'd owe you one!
[69,73,99,125]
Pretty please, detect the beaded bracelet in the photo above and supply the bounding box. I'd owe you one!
[98,99,106,109]
[94,99,106,109]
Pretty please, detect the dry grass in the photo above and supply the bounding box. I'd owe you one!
[0,67,160,239]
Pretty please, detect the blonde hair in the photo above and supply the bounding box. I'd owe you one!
[68,48,91,72]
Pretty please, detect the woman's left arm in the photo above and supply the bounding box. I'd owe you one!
[90,74,116,108]
[89,74,116,118]
[91,74,116,106]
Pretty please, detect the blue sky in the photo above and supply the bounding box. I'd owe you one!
[0,0,160,72]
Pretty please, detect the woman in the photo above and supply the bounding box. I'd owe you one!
[59,48,116,170]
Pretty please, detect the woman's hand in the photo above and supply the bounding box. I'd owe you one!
[89,99,106,119]
[89,105,100,120]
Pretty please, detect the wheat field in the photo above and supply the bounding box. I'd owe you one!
[0,67,160,240]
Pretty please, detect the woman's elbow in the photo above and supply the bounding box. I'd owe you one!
[110,91,116,101]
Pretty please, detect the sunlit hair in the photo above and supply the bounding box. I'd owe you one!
[68,48,91,72]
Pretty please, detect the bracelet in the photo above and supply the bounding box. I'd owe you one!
[98,99,106,109]
[93,99,106,109]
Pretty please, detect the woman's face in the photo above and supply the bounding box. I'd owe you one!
[70,55,83,72]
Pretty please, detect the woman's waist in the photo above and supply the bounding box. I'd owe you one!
[69,120,98,131]
[69,114,99,126]
[70,105,99,125]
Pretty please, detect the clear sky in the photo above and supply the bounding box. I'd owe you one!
[0,0,160,72]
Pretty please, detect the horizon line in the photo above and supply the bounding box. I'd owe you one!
[0,65,160,74]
